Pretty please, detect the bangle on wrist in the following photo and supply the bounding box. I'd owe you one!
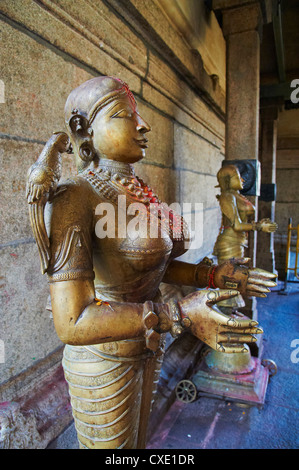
[143,301,161,353]
[207,265,217,289]
[252,221,262,231]
[168,299,191,337]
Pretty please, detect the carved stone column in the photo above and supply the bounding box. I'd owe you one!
[256,99,281,273]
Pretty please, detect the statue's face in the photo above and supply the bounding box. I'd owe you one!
[230,170,244,190]
[90,93,151,163]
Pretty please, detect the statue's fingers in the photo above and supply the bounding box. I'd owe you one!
[207,289,239,305]
[216,343,249,354]
[247,283,270,294]
[221,325,263,335]
[246,290,267,298]
[221,316,259,328]
[247,277,277,287]
[218,333,258,344]
[249,268,277,279]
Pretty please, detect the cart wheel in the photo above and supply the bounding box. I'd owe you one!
[262,359,278,377]
[175,379,197,403]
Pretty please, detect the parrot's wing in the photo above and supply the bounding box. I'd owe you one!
[26,166,56,274]
[28,200,50,274]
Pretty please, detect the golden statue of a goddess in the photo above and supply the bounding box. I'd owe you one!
[26,77,276,449]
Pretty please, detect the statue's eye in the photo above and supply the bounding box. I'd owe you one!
[111,109,132,119]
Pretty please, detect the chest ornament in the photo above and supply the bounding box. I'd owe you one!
[82,165,188,242]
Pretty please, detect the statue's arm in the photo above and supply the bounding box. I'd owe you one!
[162,258,212,288]
[49,278,153,345]
[219,192,253,232]
[162,257,276,296]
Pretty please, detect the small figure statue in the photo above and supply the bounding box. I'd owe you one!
[213,164,277,269]
[195,164,278,401]
[26,77,276,449]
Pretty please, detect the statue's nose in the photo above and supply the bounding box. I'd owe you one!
[136,114,151,133]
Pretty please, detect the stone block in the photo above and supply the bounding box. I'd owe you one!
[276,169,299,204]
[146,51,225,141]
[275,203,299,235]
[0,1,142,102]
[0,242,61,384]
[142,81,225,151]
[0,20,93,142]
[49,0,148,77]
[174,123,223,174]
[136,100,174,168]
[180,170,219,211]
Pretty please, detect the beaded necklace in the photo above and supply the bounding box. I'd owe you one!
[82,160,187,242]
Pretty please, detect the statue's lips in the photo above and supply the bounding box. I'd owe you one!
[134,138,148,148]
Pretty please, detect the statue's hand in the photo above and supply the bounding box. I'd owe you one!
[213,258,277,298]
[258,218,278,233]
[178,289,262,353]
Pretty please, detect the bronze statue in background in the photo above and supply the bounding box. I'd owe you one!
[193,164,278,401]
[26,77,276,449]
[213,165,277,268]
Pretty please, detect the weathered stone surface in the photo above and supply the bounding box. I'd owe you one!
[0,242,60,384]
[142,81,224,150]
[276,169,299,205]
[112,0,225,113]
[180,170,219,211]
[146,51,225,144]
[225,30,260,161]
[0,0,142,95]
[49,0,148,77]
[136,100,174,168]
[0,362,72,449]
[0,20,93,141]
[158,0,226,91]
[174,123,223,174]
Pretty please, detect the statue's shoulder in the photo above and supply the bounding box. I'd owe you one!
[45,175,94,225]
[218,191,236,204]
[51,174,93,203]
[218,191,238,222]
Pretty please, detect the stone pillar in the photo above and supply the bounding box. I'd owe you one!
[222,4,262,163]
[213,1,264,321]
[256,100,280,273]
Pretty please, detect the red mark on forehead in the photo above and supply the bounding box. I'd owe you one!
[114,78,137,112]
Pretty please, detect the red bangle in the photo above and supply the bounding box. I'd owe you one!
[208,265,217,289]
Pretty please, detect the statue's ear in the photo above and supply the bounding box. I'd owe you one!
[69,113,95,167]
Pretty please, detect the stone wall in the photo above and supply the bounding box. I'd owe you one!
[0,0,225,447]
